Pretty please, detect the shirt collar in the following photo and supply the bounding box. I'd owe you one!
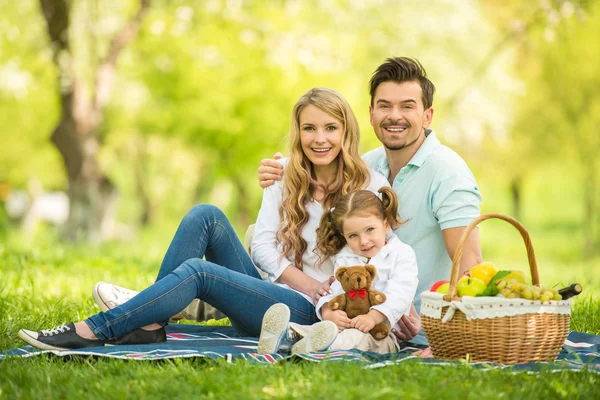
[407,129,439,168]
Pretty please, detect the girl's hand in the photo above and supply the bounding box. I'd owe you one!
[350,314,377,333]
[311,276,335,305]
[322,307,351,331]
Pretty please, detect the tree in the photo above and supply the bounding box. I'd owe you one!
[39,0,150,241]
[533,3,600,257]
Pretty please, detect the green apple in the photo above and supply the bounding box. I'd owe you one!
[435,282,450,294]
[457,276,487,297]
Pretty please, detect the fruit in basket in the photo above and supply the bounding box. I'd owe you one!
[493,280,563,303]
[430,280,450,294]
[477,269,529,297]
[457,276,487,297]
[469,262,498,285]
[502,270,527,284]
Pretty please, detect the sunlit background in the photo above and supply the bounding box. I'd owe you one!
[0,0,598,277]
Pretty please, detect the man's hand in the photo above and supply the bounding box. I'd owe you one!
[311,276,335,305]
[391,303,421,342]
[322,305,351,331]
[350,314,377,333]
[258,152,284,188]
[412,347,433,358]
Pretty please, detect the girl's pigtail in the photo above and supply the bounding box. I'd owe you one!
[378,187,403,230]
[315,209,346,264]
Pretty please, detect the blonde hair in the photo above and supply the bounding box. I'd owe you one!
[315,187,403,260]
[278,87,371,270]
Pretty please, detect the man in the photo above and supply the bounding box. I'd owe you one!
[258,57,483,343]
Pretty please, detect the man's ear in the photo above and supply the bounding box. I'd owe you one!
[335,267,348,282]
[423,107,434,128]
[364,264,376,280]
[369,105,374,127]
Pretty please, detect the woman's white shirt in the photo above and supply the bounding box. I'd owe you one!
[251,159,389,303]
[315,235,419,326]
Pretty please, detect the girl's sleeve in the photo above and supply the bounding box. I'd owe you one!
[251,178,293,282]
[371,246,419,326]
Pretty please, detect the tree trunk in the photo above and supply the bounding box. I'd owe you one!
[510,176,522,221]
[131,136,154,226]
[232,176,252,230]
[40,0,150,241]
[48,81,116,242]
[582,163,597,259]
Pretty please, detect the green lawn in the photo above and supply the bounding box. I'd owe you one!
[0,231,598,399]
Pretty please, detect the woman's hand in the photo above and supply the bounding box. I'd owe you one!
[311,276,335,305]
[350,314,377,333]
[321,305,351,331]
[391,303,421,342]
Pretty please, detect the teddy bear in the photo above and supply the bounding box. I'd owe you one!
[329,265,389,340]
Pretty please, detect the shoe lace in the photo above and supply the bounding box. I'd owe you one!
[113,285,137,301]
[41,324,71,336]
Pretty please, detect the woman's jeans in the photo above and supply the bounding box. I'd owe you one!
[85,204,317,340]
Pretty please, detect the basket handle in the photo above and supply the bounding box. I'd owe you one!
[444,213,540,301]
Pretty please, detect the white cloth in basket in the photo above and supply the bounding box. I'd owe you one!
[420,291,571,322]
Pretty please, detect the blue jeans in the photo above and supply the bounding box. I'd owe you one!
[85,204,317,340]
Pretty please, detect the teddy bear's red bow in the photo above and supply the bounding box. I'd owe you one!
[348,288,367,300]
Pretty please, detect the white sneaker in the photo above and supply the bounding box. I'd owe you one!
[92,282,139,312]
[291,321,337,354]
[257,303,290,354]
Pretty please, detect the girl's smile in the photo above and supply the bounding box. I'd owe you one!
[342,214,390,258]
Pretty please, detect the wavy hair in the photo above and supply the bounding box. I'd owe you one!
[315,187,404,261]
[278,87,371,270]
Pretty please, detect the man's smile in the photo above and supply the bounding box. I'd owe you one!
[382,123,409,134]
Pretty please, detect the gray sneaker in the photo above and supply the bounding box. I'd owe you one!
[92,282,138,312]
[93,282,225,322]
[180,298,226,321]
[291,321,338,354]
[257,303,290,354]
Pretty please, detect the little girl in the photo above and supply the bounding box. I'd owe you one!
[257,187,418,354]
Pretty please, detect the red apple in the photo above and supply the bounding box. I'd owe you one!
[430,280,450,294]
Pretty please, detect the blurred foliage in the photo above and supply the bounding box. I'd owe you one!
[0,0,598,259]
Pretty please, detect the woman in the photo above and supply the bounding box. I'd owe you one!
[18,87,388,350]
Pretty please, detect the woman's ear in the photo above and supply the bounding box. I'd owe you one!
[384,220,390,234]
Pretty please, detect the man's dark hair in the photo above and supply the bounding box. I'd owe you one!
[369,57,435,109]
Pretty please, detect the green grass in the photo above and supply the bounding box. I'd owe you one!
[0,231,599,399]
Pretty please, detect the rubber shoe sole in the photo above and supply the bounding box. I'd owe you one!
[18,329,68,351]
[292,321,337,354]
[93,282,109,312]
[18,323,104,351]
[256,303,290,354]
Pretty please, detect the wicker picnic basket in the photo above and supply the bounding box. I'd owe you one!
[421,213,571,364]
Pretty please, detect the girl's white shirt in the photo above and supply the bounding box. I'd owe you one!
[315,235,419,327]
[251,158,389,303]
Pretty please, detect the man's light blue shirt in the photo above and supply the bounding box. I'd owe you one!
[363,129,482,312]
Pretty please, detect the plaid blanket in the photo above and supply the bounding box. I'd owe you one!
[2,324,599,372]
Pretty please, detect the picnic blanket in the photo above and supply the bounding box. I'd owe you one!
[2,324,599,372]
